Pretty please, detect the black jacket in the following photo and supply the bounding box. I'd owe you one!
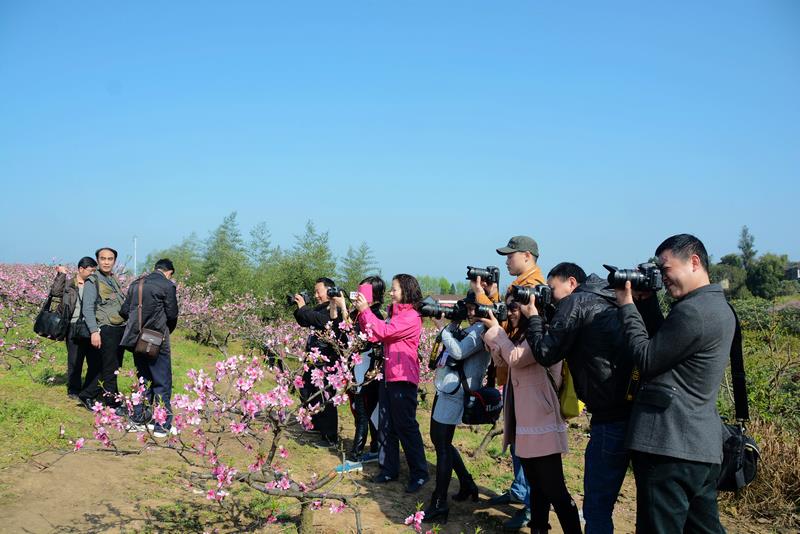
[294,301,342,356]
[120,271,179,348]
[525,274,633,423]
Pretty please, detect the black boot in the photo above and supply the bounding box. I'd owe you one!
[422,494,449,524]
[452,477,479,502]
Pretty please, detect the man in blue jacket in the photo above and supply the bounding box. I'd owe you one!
[616,234,733,533]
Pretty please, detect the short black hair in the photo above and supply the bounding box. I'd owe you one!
[547,262,587,284]
[95,247,118,260]
[655,234,709,272]
[154,258,175,273]
[316,277,336,289]
[359,275,385,305]
[77,256,98,269]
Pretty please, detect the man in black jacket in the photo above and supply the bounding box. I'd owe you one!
[523,262,633,534]
[293,277,342,446]
[120,258,179,438]
[615,234,733,533]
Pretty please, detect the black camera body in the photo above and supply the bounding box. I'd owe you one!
[510,284,553,309]
[420,297,468,322]
[286,290,314,306]
[474,302,508,322]
[466,265,500,285]
[326,286,345,299]
[603,263,663,291]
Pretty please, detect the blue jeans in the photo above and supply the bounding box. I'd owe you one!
[510,444,531,508]
[583,420,630,534]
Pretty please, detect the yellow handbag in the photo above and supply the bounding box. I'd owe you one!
[546,361,585,420]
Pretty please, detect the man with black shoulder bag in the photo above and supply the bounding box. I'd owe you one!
[120,259,179,438]
[615,234,734,533]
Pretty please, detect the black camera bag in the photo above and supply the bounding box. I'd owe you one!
[34,295,66,340]
[717,305,760,492]
[456,366,502,425]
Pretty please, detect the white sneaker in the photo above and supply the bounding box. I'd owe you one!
[125,422,146,432]
[152,426,178,438]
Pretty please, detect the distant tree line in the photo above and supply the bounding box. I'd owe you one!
[709,226,799,300]
[145,212,469,306]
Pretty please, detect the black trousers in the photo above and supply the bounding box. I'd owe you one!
[377,380,428,481]
[79,325,125,405]
[64,326,89,395]
[519,453,582,534]
[300,367,338,442]
[631,451,725,534]
[348,379,379,456]
[429,396,472,500]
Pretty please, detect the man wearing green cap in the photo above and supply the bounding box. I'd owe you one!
[473,235,545,530]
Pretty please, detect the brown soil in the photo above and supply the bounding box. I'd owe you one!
[0,429,777,534]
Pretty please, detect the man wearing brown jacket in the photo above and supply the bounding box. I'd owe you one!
[476,235,544,530]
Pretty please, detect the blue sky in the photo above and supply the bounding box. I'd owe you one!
[1,1,798,284]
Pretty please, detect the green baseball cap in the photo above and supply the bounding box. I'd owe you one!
[496,235,539,258]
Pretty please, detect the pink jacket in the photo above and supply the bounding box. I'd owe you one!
[358,303,422,385]
[483,325,568,459]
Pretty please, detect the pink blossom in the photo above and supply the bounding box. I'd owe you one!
[73,437,85,451]
[329,501,346,514]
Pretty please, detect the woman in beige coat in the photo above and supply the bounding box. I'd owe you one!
[482,298,582,534]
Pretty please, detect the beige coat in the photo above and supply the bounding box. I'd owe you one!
[484,325,568,459]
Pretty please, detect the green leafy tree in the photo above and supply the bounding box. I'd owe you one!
[738,225,757,271]
[720,253,744,269]
[747,253,789,300]
[266,221,337,302]
[202,212,253,301]
[709,262,749,299]
[339,242,379,291]
[145,233,204,284]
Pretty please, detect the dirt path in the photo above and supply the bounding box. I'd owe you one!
[0,438,772,534]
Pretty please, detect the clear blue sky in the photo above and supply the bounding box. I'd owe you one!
[1,1,798,284]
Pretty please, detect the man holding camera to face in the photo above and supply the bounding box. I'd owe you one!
[293,277,343,447]
[615,234,733,533]
[522,262,634,534]
[473,235,545,531]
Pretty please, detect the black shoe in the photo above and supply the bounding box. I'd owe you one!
[405,477,429,494]
[452,478,479,502]
[67,392,80,401]
[489,490,523,506]
[422,494,449,524]
[78,397,96,411]
[314,437,338,449]
[502,507,531,531]
[372,473,398,484]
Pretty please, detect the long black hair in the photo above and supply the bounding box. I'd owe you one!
[393,274,423,311]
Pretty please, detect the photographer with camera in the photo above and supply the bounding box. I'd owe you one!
[481,297,582,534]
[292,277,342,447]
[473,235,544,530]
[354,274,428,494]
[615,234,734,533]
[522,262,634,534]
[329,276,386,462]
[420,291,491,523]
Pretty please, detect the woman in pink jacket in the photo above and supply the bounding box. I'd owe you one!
[481,298,582,534]
[353,274,429,494]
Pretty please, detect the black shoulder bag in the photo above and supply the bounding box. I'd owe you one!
[34,294,66,340]
[458,365,503,425]
[717,305,760,492]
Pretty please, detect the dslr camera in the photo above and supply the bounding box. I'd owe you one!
[474,302,508,322]
[419,297,468,322]
[326,286,346,299]
[509,284,553,309]
[603,263,663,291]
[466,265,500,285]
[286,290,314,306]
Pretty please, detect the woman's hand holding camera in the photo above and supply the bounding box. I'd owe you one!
[353,292,369,312]
[479,309,500,330]
[519,299,538,317]
[431,313,448,330]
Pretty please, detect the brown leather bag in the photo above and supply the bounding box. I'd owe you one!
[133,278,164,360]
